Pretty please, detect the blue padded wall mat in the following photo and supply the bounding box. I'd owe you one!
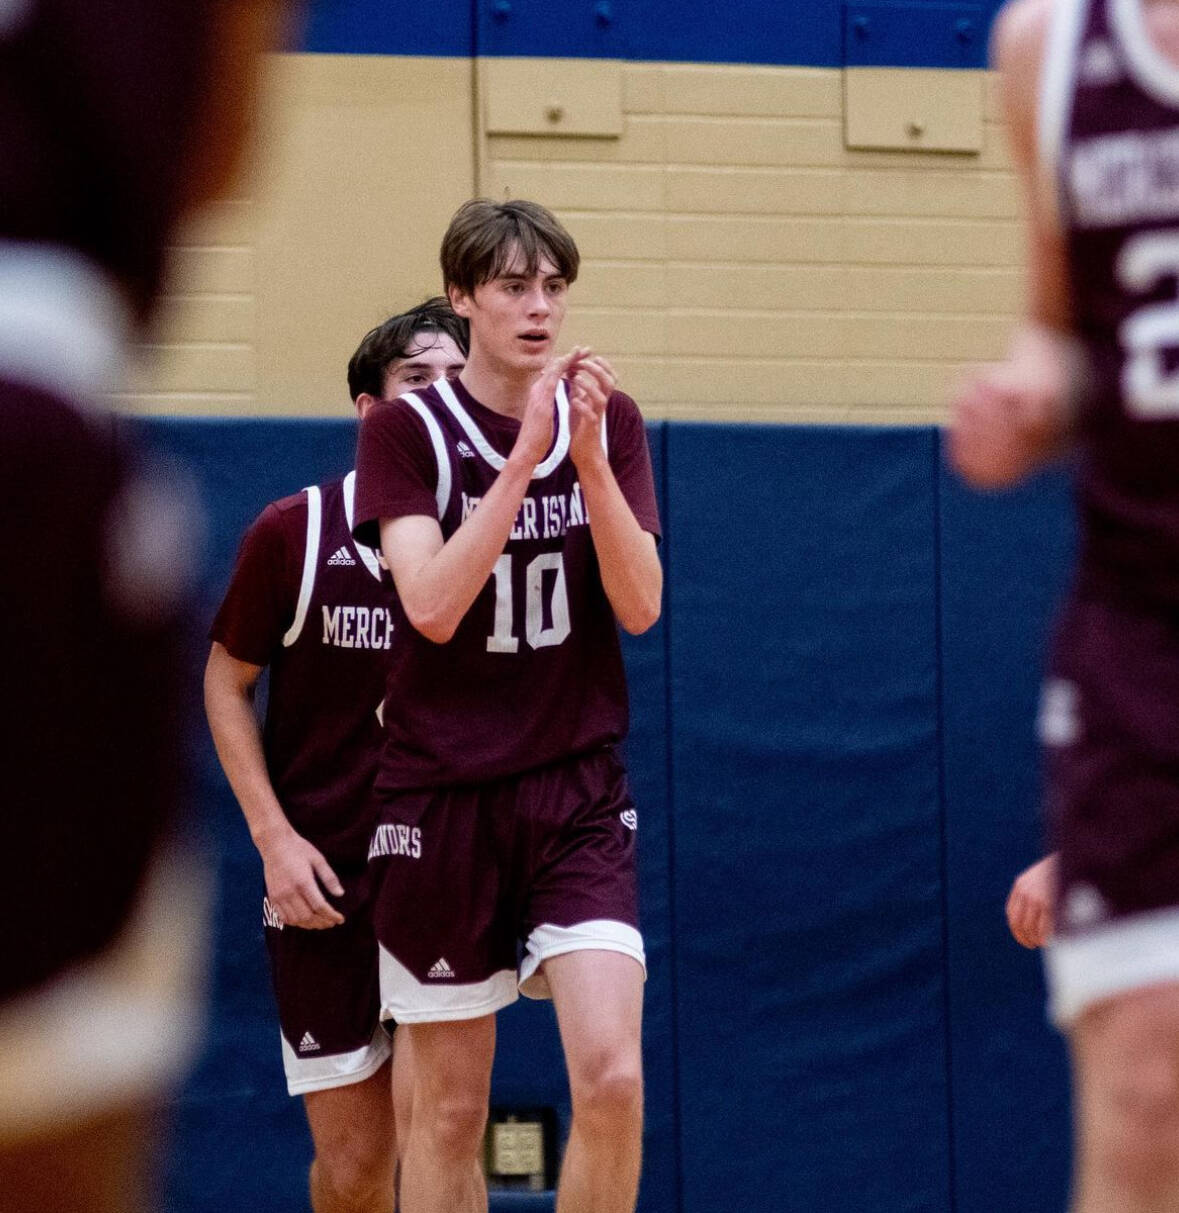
[666,424,950,1213]
[938,447,1075,1213]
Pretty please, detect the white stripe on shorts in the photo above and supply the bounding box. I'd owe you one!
[519,919,646,1000]
[281,1024,392,1097]
[377,944,517,1024]
[1047,903,1179,1026]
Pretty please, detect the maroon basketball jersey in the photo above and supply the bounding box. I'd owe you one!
[1048,0,1179,603]
[353,377,661,790]
[211,474,396,862]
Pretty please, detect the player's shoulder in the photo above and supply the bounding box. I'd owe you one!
[605,388,642,422]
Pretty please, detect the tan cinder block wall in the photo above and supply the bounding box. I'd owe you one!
[484,62,1023,424]
[115,54,476,416]
[118,55,1025,424]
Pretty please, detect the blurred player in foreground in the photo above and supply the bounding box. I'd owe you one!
[0,2,288,1211]
[205,299,467,1213]
[951,1,1179,1208]
[354,198,662,1213]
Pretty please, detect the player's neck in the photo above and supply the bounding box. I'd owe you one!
[457,356,540,420]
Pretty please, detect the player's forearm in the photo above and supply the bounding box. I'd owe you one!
[203,663,294,851]
[576,453,662,634]
[389,455,537,643]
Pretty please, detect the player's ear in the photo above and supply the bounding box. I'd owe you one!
[448,283,472,319]
[355,392,378,421]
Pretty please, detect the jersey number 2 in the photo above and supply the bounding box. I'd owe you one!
[487,553,571,653]
[1119,230,1179,417]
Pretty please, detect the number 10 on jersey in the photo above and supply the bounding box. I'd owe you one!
[487,553,571,652]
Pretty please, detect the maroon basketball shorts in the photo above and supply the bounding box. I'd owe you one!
[263,862,391,1096]
[1041,594,1179,1025]
[368,746,645,1024]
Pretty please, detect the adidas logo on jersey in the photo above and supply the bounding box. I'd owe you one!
[428,958,456,980]
[327,545,356,567]
[298,1032,321,1053]
[456,441,476,458]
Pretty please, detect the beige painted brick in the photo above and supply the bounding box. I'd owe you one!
[126,344,254,395]
[843,169,1019,218]
[843,217,1022,265]
[665,116,843,167]
[563,308,666,354]
[665,311,1011,359]
[175,199,255,247]
[487,161,665,210]
[666,215,845,262]
[111,392,255,417]
[575,261,668,308]
[154,295,254,345]
[660,263,1023,313]
[614,356,958,408]
[488,114,667,163]
[667,167,846,215]
[561,213,668,260]
[163,247,253,295]
[623,64,665,113]
[984,70,1004,124]
[660,65,841,117]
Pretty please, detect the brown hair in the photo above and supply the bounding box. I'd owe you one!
[346,297,468,401]
[441,198,580,297]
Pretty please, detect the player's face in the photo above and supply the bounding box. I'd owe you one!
[381,330,467,397]
[455,248,569,375]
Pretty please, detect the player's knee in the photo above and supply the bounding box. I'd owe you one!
[420,1093,488,1162]
[570,1050,643,1130]
[1088,1046,1179,1195]
[311,1136,395,1210]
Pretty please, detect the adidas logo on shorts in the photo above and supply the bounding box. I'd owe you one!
[428,957,456,980]
[327,546,356,567]
[298,1032,321,1053]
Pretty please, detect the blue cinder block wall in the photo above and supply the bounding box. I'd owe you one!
[144,419,1073,1213]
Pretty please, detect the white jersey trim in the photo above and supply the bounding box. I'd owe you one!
[0,242,129,411]
[280,1024,392,1097]
[282,484,321,648]
[1038,0,1089,221]
[1047,903,1179,1024]
[343,470,383,582]
[377,943,517,1023]
[1112,0,1179,106]
[519,919,646,1001]
[0,849,208,1138]
[434,377,572,479]
[401,392,453,520]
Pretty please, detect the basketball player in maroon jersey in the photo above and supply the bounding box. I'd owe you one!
[354,199,662,1213]
[0,3,287,1212]
[204,300,467,1213]
[951,1,1179,1207]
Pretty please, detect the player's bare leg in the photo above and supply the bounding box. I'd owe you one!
[547,950,644,1213]
[400,1016,494,1213]
[1071,982,1179,1213]
[305,1058,396,1213]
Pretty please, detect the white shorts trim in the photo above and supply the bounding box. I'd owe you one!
[0,850,209,1141]
[282,1025,392,1097]
[519,920,646,1000]
[1046,904,1179,1026]
[377,944,517,1024]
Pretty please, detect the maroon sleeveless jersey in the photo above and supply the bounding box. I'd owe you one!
[1050,0,1179,603]
[353,377,661,790]
[211,474,396,862]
